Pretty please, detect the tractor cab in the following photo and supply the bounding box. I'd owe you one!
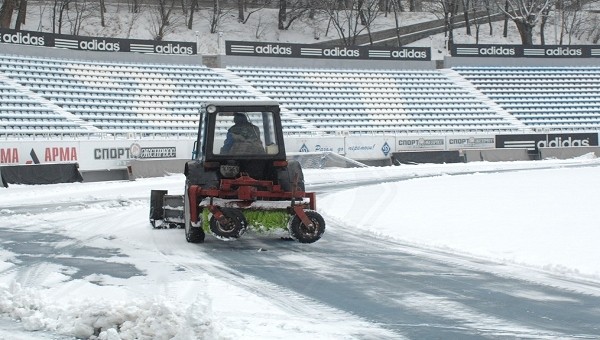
[193,100,287,182]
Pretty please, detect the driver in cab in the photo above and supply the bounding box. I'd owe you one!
[220,113,265,154]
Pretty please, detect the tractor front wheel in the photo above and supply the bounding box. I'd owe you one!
[209,208,248,240]
[288,210,325,244]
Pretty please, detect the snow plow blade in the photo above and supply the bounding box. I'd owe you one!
[149,190,184,229]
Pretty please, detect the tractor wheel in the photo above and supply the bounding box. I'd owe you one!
[209,208,248,240]
[288,210,325,244]
[184,181,205,243]
[279,160,305,192]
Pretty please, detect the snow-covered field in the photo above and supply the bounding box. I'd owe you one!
[1,156,600,339]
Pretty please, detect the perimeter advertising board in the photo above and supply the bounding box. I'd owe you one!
[0,141,79,166]
[285,136,345,155]
[446,135,495,150]
[0,28,196,55]
[495,133,599,152]
[78,140,193,170]
[344,136,395,159]
[396,136,446,151]
[226,41,431,61]
[0,139,194,170]
[453,44,600,58]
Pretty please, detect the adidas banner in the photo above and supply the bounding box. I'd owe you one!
[453,44,600,58]
[226,40,431,61]
[0,28,196,55]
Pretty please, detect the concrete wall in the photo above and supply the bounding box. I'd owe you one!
[464,148,531,162]
[217,54,437,70]
[126,159,187,180]
[539,146,600,159]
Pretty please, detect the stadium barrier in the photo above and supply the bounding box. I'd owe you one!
[126,159,188,180]
[0,163,82,186]
[391,151,463,164]
[463,148,531,162]
[539,147,600,160]
[80,169,129,182]
[2,132,599,181]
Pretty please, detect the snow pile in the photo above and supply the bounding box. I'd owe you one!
[0,282,220,340]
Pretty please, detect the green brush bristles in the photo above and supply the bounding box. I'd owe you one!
[243,210,289,232]
[201,209,211,232]
[200,208,290,232]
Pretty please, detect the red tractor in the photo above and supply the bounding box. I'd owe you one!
[151,100,325,244]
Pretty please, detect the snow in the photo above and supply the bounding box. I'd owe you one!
[1,156,600,339]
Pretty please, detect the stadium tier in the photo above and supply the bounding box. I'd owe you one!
[227,66,530,134]
[453,66,600,131]
[2,53,600,137]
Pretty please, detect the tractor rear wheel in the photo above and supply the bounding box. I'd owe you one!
[279,160,305,192]
[209,208,248,240]
[288,210,325,244]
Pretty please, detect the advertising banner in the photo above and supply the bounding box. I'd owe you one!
[78,139,193,170]
[495,133,599,152]
[0,141,79,166]
[396,136,446,151]
[0,28,196,55]
[446,135,495,150]
[285,136,345,155]
[344,136,395,159]
[226,40,431,61]
[453,44,600,58]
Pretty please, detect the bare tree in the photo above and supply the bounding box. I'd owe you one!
[15,0,28,30]
[69,0,97,35]
[238,0,244,22]
[241,2,268,24]
[589,14,600,43]
[463,0,472,35]
[469,0,495,42]
[496,0,552,45]
[550,0,599,45]
[209,0,235,33]
[99,0,106,27]
[126,5,143,37]
[322,0,383,45]
[187,0,198,28]
[0,0,17,28]
[483,0,495,35]
[150,0,179,40]
[390,0,404,45]
[278,0,310,30]
[209,0,222,33]
[52,0,74,33]
[129,0,141,14]
[538,3,551,44]
[441,0,460,51]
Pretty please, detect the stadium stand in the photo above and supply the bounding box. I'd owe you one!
[227,66,522,134]
[0,54,320,137]
[453,66,600,131]
[2,52,600,138]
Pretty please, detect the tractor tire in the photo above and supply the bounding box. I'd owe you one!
[279,160,305,192]
[209,208,248,240]
[288,210,325,244]
[184,181,205,243]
